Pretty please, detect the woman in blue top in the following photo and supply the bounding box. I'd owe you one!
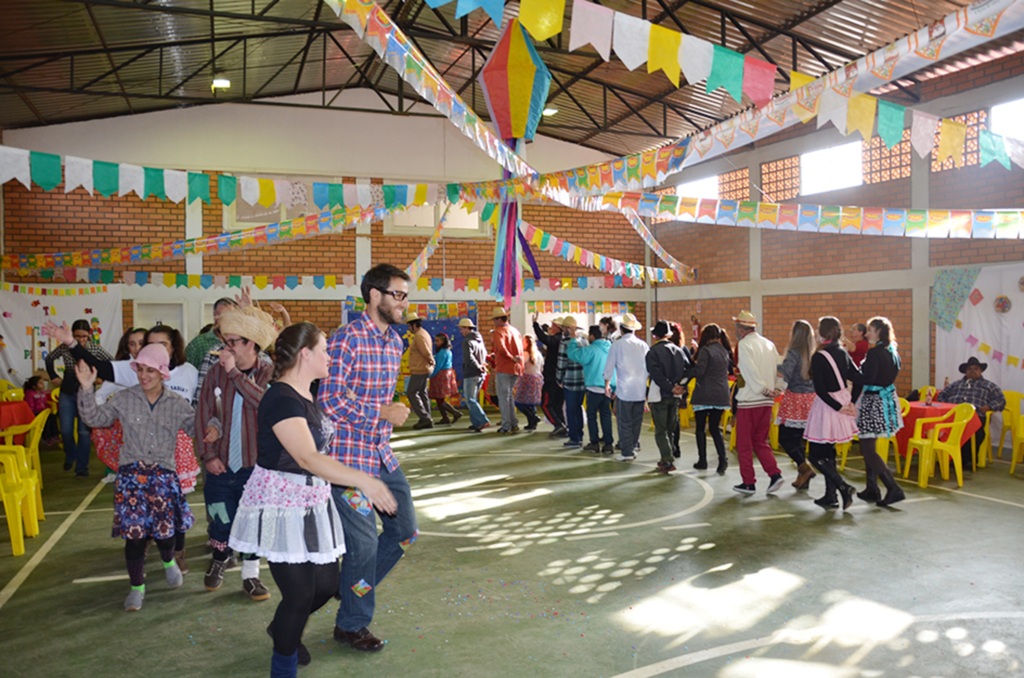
[429,333,462,425]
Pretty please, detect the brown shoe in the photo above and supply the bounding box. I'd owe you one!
[174,548,189,575]
[334,626,385,652]
[243,577,271,601]
[792,462,816,490]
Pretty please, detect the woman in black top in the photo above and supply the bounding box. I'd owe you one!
[228,322,397,678]
[803,316,863,510]
[854,316,906,507]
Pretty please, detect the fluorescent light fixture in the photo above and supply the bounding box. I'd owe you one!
[212,72,231,89]
[542,108,558,116]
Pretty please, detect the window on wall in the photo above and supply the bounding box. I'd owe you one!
[675,175,719,199]
[383,203,489,238]
[863,129,912,185]
[760,156,800,202]
[800,141,863,196]
[718,168,749,201]
[931,109,987,172]
[990,97,1024,141]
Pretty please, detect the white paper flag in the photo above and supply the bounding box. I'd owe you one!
[273,179,290,207]
[0,146,31,190]
[65,156,93,194]
[164,169,188,203]
[910,110,941,159]
[613,13,650,71]
[118,163,144,197]
[240,176,260,206]
[343,184,359,210]
[680,34,713,85]
[76,267,90,282]
[569,0,614,62]
[817,88,849,134]
[356,183,372,208]
[1003,137,1024,170]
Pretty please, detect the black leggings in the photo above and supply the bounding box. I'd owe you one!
[694,410,725,460]
[778,426,808,465]
[125,536,174,586]
[268,560,340,656]
[807,442,850,500]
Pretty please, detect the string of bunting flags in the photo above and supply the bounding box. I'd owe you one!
[527,300,636,315]
[344,296,479,319]
[955,319,1024,368]
[1,283,108,296]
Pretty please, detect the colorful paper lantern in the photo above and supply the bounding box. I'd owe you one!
[478,19,552,142]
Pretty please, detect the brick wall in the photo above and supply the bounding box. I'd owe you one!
[653,296,752,345]
[762,290,914,394]
[655,221,750,285]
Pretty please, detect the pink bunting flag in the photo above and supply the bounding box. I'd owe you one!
[568,0,614,62]
[742,56,777,109]
[911,110,941,159]
[966,335,979,347]
[993,350,1004,363]
[214,275,227,288]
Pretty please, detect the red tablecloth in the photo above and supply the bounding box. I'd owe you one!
[894,402,982,456]
[0,401,35,445]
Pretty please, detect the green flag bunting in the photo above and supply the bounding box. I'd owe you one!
[30,151,62,191]
[143,167,165,200]
[188,172,210,204]
[980,129,1011,170]
[218,175,237,206]
[93,161,119,198]
[328,183,345,209]
[877,100,906,150]
[706,45,744,103]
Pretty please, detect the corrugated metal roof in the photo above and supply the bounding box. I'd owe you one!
[0,0,1017,155]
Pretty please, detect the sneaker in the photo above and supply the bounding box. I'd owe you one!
[563,440,582,449]
[164,562,183,589]
[614,454,635,462]
[101,474,117,484]
[548,426,567,438]
[655,462,673,474]
[766,474,785,494]
[602,443,615,455]
[583,442,601,453]
[524,423,538,432]
[814,496,839,510]
[204,559,228,591]
[475,422,491,432]
[412,420,434,430]
[243,577,272,601]
[124,587,145,612]
[732,483,756,495]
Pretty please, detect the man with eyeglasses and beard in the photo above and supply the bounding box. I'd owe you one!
[319,264,416,654]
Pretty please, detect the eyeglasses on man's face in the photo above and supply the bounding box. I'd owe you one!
[382,289,408,302]
[224,338,248,348]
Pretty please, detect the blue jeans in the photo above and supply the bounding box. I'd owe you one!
[616,400,645,458]
[204,465,254,552]
[564,389,586,444]
[59,390,92,475]
[462,376,490,429]
[332,464,417,631]
[585,391,613,445]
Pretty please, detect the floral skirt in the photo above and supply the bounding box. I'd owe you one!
[777,391,815,429]
[97,422,199,494]
[112,462,195,540]
[857,391,904,439]
[428,369,459,399]
[229,464,346,565]
[514,373,543,406]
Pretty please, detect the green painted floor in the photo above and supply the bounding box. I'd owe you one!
[2,419,1023,678]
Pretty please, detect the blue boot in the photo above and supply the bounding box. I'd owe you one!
[271,650,298,678]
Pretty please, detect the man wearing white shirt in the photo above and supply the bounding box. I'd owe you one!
[603,314,649,462]
[732,310,784,495]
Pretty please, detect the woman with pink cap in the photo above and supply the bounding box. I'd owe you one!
[75,343,197,612]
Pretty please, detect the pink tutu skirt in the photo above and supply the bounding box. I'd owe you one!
[804,391,859,444]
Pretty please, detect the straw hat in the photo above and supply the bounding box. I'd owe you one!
[458,318,476,329]
[560,316,578,329]
[218,306,279,351]
[405,312,424,324]
[733,310,758,327]
[131,343,171,380]
[619,313,642,331]
[491,306,510,319]
[550,316,563,326]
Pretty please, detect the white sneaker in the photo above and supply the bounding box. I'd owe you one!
[614,454,635,462]
[101,474,117,484]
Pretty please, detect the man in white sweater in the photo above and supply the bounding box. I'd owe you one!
[732,311,784,496]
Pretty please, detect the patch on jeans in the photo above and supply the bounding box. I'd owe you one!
[351,579,372,597]
[206,502,230,524]
[400,530,419,550]
[341,488,373,516]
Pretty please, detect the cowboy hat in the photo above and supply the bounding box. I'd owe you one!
[131,343,171,380]
[560,316,578,329]
[218,306,279,352]
[959,356,988,373]
[549,316,563,326]
[458,318,476,329]
[732,310,758,327]
[491,307,510,319]
[620,313,642,331]
[405,312,424,324]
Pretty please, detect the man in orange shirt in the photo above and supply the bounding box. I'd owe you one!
[405,312,435,430]
[491,307,524,434]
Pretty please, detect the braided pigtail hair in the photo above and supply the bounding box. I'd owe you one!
[272,322,324,382]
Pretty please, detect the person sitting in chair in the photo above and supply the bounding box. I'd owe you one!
[937,356,1006,472]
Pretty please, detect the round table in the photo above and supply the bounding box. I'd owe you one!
[894,402,982,456]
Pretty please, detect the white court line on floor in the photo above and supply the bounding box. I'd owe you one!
[0,481,106,611]
[46,507,111,516]
[844,466,1024,509]
[748,514,795,521]
[454,542,515,552]
[73,566,240,585]
[564,532,619,541]
[844,496,937,512]
[661,523,711,531]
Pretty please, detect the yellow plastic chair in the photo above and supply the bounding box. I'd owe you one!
[3,388,24,402]
[837,439,854,470]
[904,407,958,481]
[875,397,911,475]
[916,385,937,401]
[678,380,696,429]
[769,400,781,451]
[909,403,975,489]
[0,444,41,556]
[49,387,60,414]
[971,410,995,470]
[1009,415,1024,475]
[0,380,13,394]
[996,391,1023,460]
[4,409,51,498]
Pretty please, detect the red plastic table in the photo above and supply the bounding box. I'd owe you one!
[0,401,35,445]
[894,402,982,456]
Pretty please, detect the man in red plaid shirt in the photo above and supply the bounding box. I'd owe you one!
[319,263,414,653]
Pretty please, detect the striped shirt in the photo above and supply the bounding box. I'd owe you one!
[195,360,273,466]
[318,313,403,477]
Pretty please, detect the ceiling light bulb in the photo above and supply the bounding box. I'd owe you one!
[542,108,558,117]
[212,72,231,89]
